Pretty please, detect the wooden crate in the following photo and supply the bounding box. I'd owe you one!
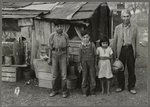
[2,66,22,82]
[2,67,16,82]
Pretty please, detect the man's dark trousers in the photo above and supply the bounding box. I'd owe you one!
[117,45,136,91]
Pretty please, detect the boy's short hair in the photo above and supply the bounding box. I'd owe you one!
[99,35,110,46]
[53,20,62,26]
[81,30,90,37]
[83,33,90,38]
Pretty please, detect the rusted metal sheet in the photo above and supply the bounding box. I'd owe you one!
[43,2,87,20]
[72,11,93,20]
[19,2,59,11]
[2,14,37,18]
[79,2,102,11]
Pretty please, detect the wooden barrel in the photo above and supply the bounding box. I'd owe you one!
[23,71,31,81]
[67,75,77,89]
[67,79,77,89]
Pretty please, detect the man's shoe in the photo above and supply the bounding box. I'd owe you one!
[49,91,58,97]
[129,89,137,94]
[115,88,123,92]
[62,93,68,98]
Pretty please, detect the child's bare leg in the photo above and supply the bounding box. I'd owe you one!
[107,79,110,95]
[100,78,104,94]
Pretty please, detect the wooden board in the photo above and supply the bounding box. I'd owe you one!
[69,41,81,48]
[2,64,28,67]
[2,72,16,77]
[38,79,52,89]
[2,77,16,82]
[69,47,80,55]
[2,66,16,73]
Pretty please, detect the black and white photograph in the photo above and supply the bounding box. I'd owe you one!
[1,1,149,106]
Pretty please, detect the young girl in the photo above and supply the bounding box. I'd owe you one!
[96,36,113,95]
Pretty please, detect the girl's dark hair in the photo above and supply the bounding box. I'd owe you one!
[22,37,26,41]
[99,36,110,46]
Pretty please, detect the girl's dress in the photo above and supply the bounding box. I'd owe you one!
[96,46,113,79]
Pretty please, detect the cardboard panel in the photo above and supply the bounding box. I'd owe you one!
[38,79,52,89]
[38,72,53,80]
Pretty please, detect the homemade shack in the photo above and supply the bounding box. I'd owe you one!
[2,2,111,64]
[2,2,111,85]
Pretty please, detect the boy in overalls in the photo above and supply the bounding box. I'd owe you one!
[79,33,96,96]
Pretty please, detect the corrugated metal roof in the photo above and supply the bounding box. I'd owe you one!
[2,2,55,18]
[18,2,59,11]
[2,1,33,8]
[2,2,105,20]
[43,2,103,20]
[79,2,102,11]
[2,10,42,15]
[2,9,43,18]
[43,2,87,20]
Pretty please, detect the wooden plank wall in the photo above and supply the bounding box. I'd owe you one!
[33,20,54,60]
[20,25,33,66]
[69,40,81,63]
[31,20,83,68]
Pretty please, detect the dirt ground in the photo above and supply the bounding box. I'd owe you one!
[1,40,148,107]
[1,12,148,106]
[1,64,148,106]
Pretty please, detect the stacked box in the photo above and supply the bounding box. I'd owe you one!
[33,59,53,89]
[38,72,53,89]
[2,67,22,82]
